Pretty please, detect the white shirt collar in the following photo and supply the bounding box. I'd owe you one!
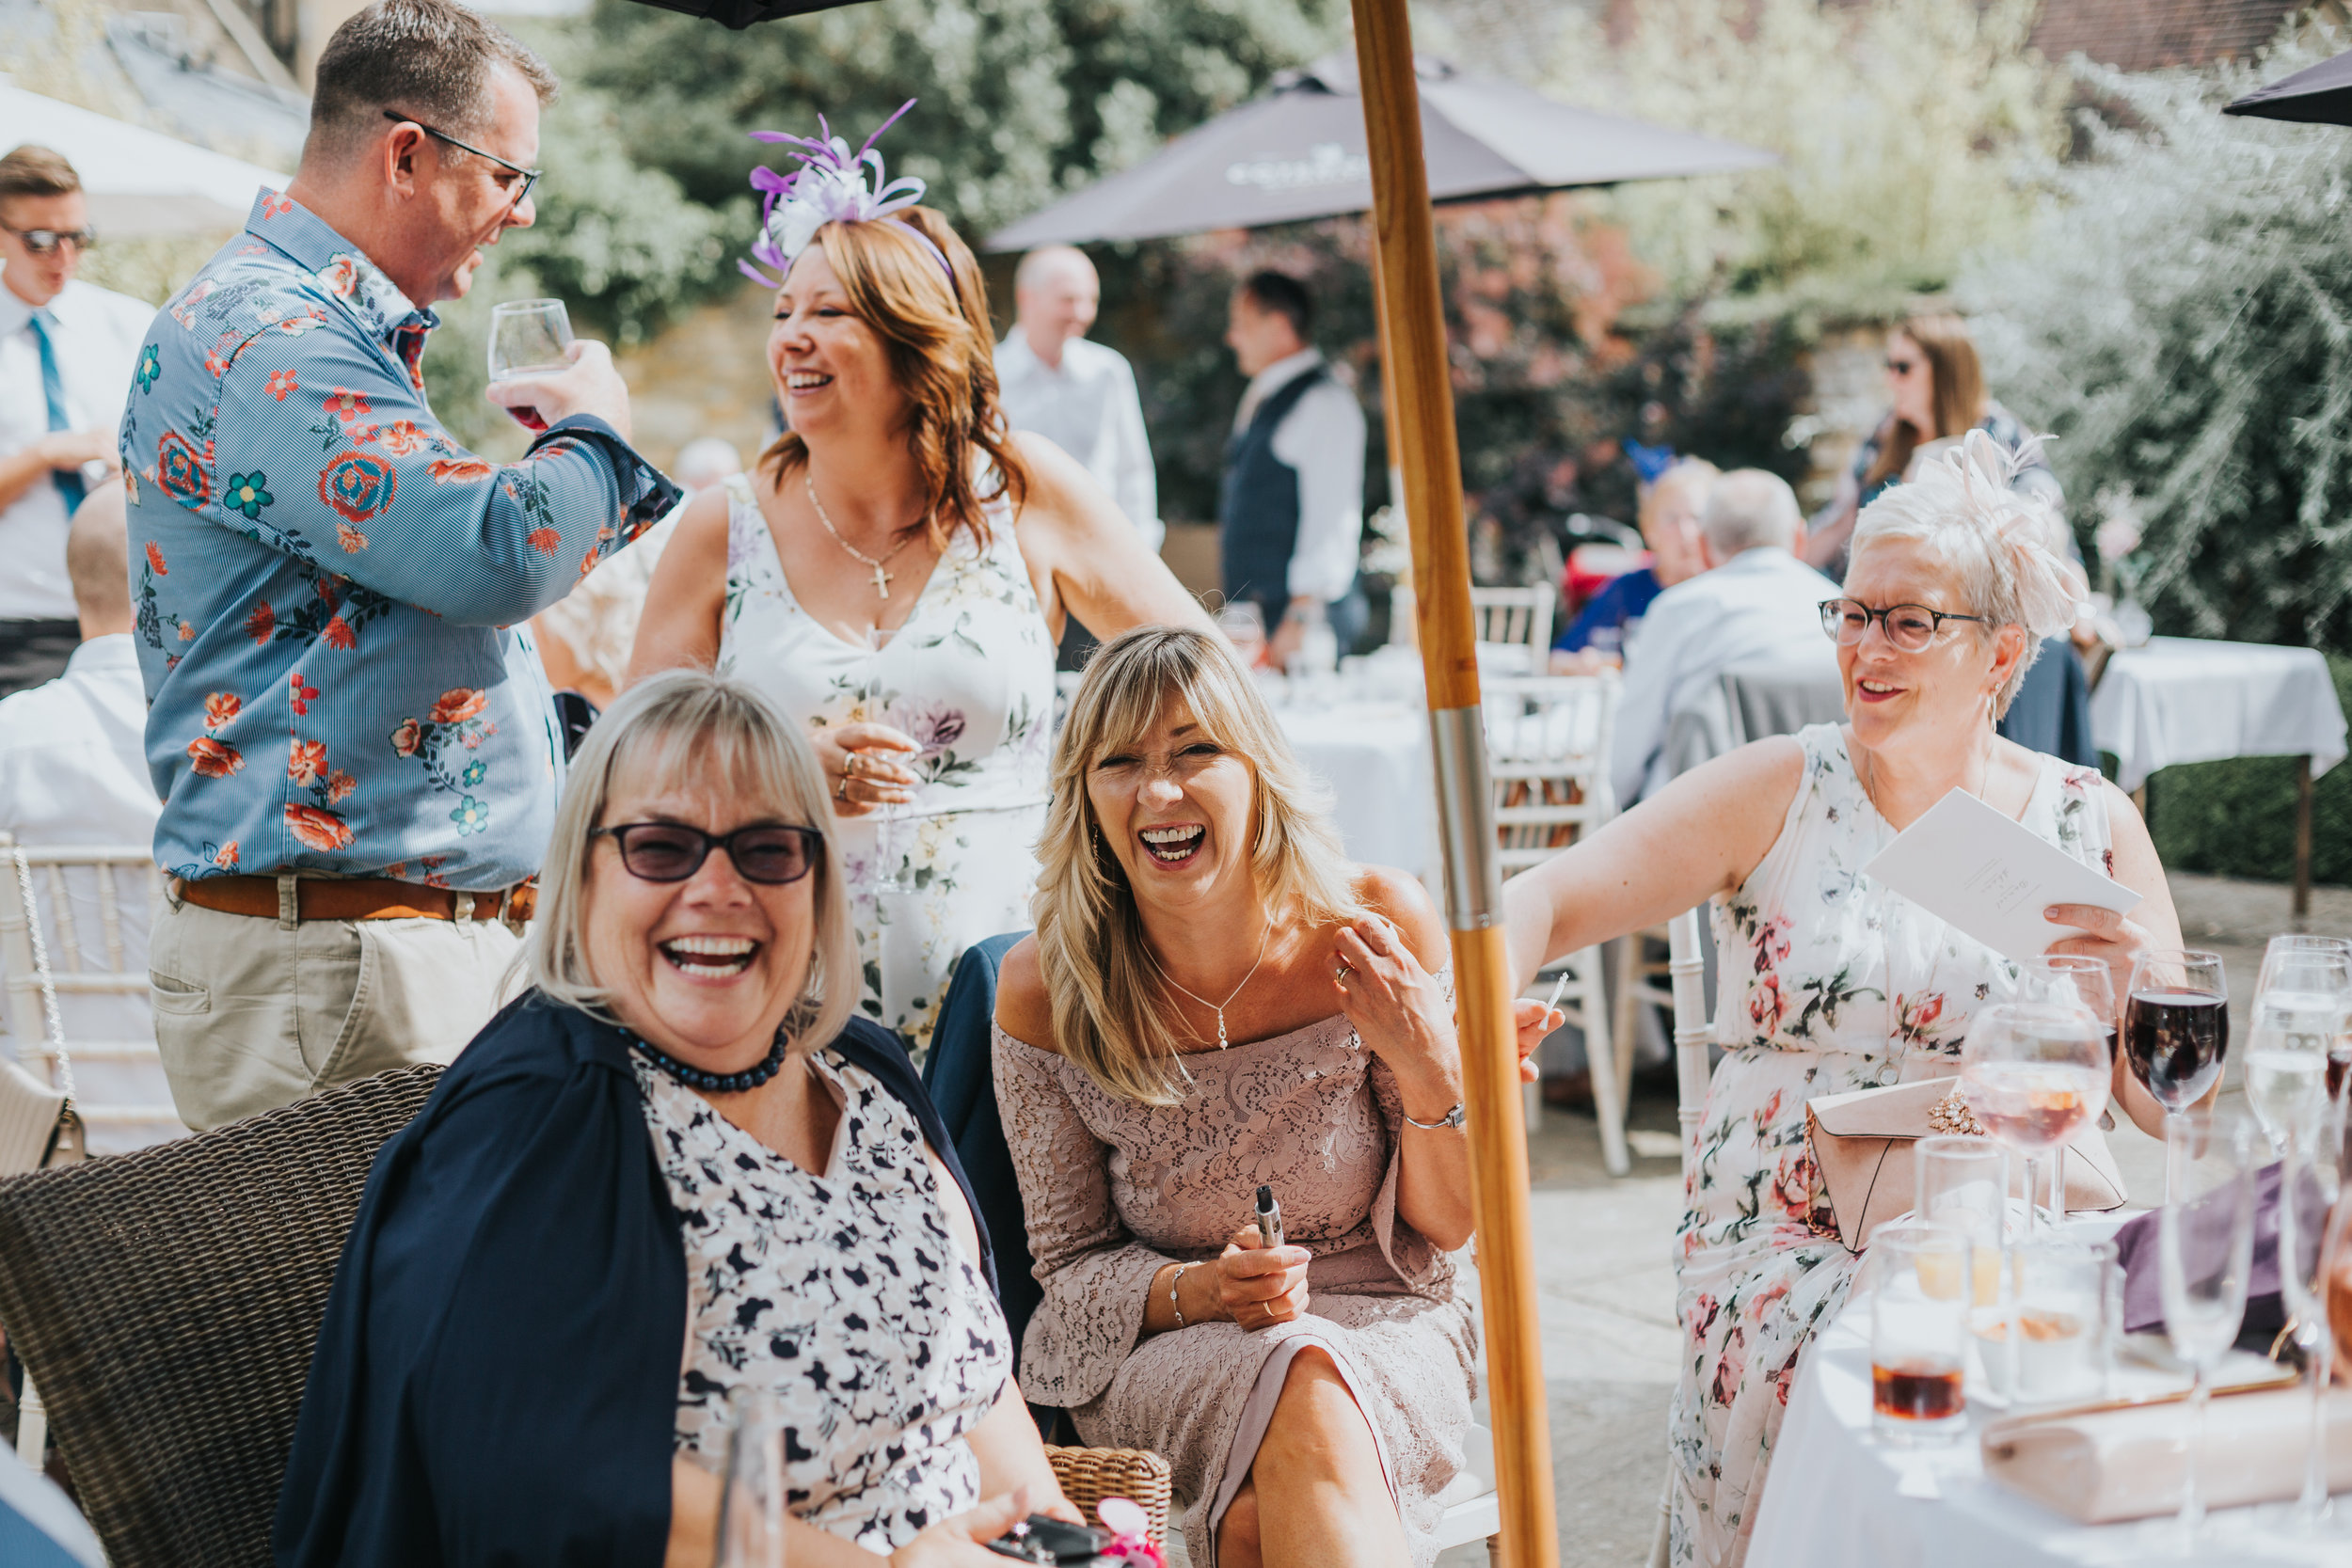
[1235,348,1325,431]
[64,633,138,677]
[0,278,40,336]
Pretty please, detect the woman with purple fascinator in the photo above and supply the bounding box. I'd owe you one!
[631,103,1208,1056]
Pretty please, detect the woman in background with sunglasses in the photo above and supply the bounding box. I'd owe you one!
[1498,435,2186,1568]
[278,670,1080,1568]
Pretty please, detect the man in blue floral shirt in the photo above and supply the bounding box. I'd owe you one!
[121,0,677,1129]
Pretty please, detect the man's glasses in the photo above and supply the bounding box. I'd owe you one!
[382,110,543,209]
[1,222,97,256]
[593,823,823,886]
[1819,597,1985,652]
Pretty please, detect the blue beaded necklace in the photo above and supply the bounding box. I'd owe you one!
[624,1025,791,1094]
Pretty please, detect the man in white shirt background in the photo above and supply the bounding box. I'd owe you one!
[0,480,179,1153]
[0,146,151,697]
[1220,270,1368,665]
[1609,468,1837,807]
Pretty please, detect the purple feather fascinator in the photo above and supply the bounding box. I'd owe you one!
[741,100,956,289]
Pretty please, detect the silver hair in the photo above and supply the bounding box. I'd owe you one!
[1698,468,1803,557]
[522,669,857,1052]
[1849,429,2081,717]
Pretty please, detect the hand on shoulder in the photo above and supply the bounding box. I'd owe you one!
[1349,864,1448,970]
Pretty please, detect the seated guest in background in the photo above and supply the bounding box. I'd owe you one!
[1609,469,1836,807]
[0,145,149,698]
[1550,456,1719,673]
[1220,271,1368,663]
[0,481,177,1152]
[126,0,676,1132]
[278,671,1078,1568]
[993,626,1551,1568]
[1502,434,2185,1568]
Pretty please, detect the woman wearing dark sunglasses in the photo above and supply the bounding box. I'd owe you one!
[278,669,1081,1568]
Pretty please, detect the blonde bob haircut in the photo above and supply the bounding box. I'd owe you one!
[526,669,858,1051]
[761,206,1030,557]
[1033,626,1364,1105]
[1850,429,2080,720]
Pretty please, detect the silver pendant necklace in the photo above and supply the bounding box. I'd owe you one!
[1148,918,1275,1050]
[804,470,920,600]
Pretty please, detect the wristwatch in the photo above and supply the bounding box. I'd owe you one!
[1403,1101,1467,1131]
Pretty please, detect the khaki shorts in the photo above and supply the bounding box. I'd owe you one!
[147,889,522,1131]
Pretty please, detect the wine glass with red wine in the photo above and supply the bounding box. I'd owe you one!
[2125,949,2230,1204]
[1960,1002,2110,1240]
[486,299,574,432]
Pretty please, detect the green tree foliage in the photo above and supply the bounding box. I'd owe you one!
[1965,40,2352,656]
[1547,0,2066,315]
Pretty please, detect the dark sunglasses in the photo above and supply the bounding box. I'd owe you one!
[1819,597,1985,652]
[382,110,543,208]
[1,222,96,256]
[592,822,823,885]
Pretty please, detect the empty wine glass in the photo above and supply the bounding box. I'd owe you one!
[2276,1100,2344,1531]
[2159,1109,2259,1544]
[486,298,574,432]
[2125,949,2230,1204]
[863,626,914,895]
[1961,1002,2110,1241]
[2247,944,2350,1156]
[717,1389,786,1568]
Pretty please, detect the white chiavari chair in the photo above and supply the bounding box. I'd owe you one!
[1469,586,1554,675]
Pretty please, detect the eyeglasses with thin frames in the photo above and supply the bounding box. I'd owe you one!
[1819,597,1985,653]
[382,110,543,209]
[0,222,97,256]
[592,822,824,886]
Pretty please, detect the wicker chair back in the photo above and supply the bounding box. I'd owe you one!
[0,1064,440,1568]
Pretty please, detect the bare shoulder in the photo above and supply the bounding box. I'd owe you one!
[663,482,733,565]
[993,935,1060,1053]
[1350,864,1449,970]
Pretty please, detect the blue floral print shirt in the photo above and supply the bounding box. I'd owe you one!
[118,190,676,889]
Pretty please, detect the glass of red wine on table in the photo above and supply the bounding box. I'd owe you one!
[2124,949,2230,1205]
[1960,1001,2111,1242]
[487,298,575,432]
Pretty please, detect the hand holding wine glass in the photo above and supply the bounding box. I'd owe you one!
[483,301,634,438]
[1960,1002,2110,1240]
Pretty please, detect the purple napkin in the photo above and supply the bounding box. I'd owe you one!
[2113,1159,2286,1345]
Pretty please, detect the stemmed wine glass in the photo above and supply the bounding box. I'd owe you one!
[2246,942,2351,1156]
[2274,1096,2344,1533]
[2262,935,2352,1104]
[863,626,914,895]
[717,1389,787,1568]
[1960,1002,2111,1242]
[2015,955,2120,1221]
[2158,1109,2259,1544]
[485,298,574,432]
[2124,949,2230,1205]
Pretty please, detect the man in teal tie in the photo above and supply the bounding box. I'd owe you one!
[0,145,151,697]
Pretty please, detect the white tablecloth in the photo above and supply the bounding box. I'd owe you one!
[1274,701,1438,888]
[2090,637,2347,793]
[1747,1312,2347,1567]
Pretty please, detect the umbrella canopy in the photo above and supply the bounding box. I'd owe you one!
[2224,46,2352,124]
[0,84,288,238]
[986,51,1772,249]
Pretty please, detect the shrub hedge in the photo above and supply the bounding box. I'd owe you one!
[2140,654,2352,888]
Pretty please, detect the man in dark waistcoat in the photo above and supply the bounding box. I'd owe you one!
[1218,271,1367,665]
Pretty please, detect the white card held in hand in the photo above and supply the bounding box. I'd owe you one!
[1860,787,2141,963]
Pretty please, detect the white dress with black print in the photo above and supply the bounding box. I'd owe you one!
[716,471,1056,1056]
[634,1046,1012,1551]
[1670,724,2114,1567]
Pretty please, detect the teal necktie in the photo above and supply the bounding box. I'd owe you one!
[27,311,86,515]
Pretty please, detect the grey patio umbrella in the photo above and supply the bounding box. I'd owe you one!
[985,51,1773,249]
[2225,46,2352,124]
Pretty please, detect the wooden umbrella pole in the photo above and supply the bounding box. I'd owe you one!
[1345,2,1560,1565]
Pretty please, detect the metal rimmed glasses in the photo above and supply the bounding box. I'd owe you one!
[381,109,543,208]
[1819,597,1987,652]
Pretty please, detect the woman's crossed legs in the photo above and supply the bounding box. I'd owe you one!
[1216,1345,1408,1568]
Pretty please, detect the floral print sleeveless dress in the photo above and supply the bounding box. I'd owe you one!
[1672,724,2113,1567]
[718,473,1055,1053]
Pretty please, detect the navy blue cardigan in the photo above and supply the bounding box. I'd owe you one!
[273,993,993,1568]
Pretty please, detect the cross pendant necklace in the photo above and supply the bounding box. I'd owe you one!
[805,470,920,601]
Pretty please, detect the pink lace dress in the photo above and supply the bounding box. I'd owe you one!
[1673,724,2114,1566]
[993,1006,1478,1567]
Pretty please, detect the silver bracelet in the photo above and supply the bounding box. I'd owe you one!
[1168,1261,1191,1327]
[1403,1101,1467,1131]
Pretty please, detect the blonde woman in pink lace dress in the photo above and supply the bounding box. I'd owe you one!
[992,627,1550,1568]
[1502,440,2189,1567]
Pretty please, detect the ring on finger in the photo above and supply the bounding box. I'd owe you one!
[1335,961,1353,984]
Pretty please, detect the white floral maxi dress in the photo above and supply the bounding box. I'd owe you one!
[1672,724,2114,1567]
[718,473,1056,1053]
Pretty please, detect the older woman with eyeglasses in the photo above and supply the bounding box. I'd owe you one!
[1501,433,2189,1568]
[277,670,1078,1568]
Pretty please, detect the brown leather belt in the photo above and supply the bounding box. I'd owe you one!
[175,874,536,925]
